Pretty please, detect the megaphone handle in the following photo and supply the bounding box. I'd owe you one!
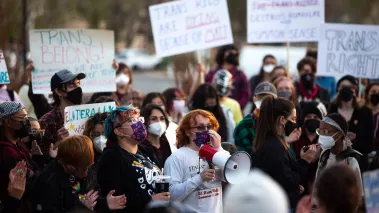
[207,161,213,169]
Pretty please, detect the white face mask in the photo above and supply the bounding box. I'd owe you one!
[173,100,185,113]
[116,74,130,85]
[254,100,262,109]
[148,122,167,136]
[263,64,275,73]
[93,135,107,153]
[318,132,338,150]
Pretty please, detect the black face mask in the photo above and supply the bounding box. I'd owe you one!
[303,119,320,133]
[371,94,379,106]
[284,120,297,136]
[66,87,83,105]
[339,87,353,102]
[14,120,31,139]
[225,53,239,66]
[300,73,314,89]
[26,133,43,149]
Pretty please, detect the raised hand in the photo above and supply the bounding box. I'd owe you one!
[49,143,58,158]
[8,161,27,200]
[31,141,43,156]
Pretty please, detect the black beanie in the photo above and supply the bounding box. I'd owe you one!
[300,101,322,120]
[336,75,358,92]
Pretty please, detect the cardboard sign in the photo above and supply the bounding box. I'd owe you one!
[363,169,379,213]
[64,102,116,135]
[247,0,324,43]
[317,23,379,79]
[29,29,115,94]
[149,0,233,57]
[0,52,10,84]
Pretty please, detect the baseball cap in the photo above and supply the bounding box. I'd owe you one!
[254,82,277,98]
[50,69,86,91]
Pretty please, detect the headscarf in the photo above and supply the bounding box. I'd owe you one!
[104,105,136,138]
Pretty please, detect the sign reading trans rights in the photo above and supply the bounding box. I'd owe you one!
[149,0,233,57]
[247,0,325,43]
[317,24,379,79]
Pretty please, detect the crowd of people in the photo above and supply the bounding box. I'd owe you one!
[0,44,378,213]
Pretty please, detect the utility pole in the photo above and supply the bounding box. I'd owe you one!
[22,0,28,68]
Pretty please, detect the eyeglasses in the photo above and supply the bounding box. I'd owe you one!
[191,125,213,131]
[29,129,45,136]
[119,117,145,127]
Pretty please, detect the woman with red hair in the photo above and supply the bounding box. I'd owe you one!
[164,110,229,213]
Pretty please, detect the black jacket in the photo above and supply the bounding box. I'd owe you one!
[255,134,309,208]
[97,144,161,213]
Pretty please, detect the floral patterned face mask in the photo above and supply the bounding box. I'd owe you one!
[193,131,210,147]
[122,121,147,143]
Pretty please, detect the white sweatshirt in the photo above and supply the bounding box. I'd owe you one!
[164,146,225,213]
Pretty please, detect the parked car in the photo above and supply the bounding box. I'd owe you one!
[115,48,163,70]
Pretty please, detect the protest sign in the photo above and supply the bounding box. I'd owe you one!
[0,52,10,84]
[64,102,116,135]
[317,23,379,79]
[29,29,115,94]
[149,0,233,57]
[363,170,379,213]
[247,0,324,43]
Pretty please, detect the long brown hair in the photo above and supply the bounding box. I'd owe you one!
[254,96,295,151]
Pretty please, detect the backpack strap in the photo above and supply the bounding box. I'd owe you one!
[336,148,362,162]
[7,88,14,102]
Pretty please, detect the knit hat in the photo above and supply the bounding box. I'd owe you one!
[224,169,289,213]
[300,101,323,120]
[336,75,359,91]
[254,82,277,98]
[0,102,24,126]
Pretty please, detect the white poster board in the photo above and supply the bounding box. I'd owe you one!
[29,29,115,94]
[149,0,233,57]
[64,102,116,135]
[0,52,10,84]
[247,0,324,43]
[317,23,379,79]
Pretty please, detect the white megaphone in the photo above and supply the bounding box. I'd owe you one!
[199,144,251,184]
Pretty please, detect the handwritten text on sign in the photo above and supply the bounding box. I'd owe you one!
[64,102,116,135]
[247,0,325,43]
[317,24,379,79]
[29,29,115,94]
[0,52,10,84]
[149,0,233,57]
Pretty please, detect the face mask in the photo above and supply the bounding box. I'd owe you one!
[225,53,239,65]
[371,94,379,106]
[116,74,130,85]
[193,131,210,147]
[278,91,292,99]
[263,64,275,73]
[300,73,314,89]
[12,120,31,139]
[284,120,297,136]
[173,100,185,113]
[66,87,83,105]
[339,87,353,102]
[303,119,320,133]
[148,122,167,137]
[254,100,262,109]
[93,135,107,153]
[124,121,147,143]
[318,134,337,150]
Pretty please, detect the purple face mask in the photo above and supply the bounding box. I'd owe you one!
[128,121,147,143]
[193,131,210,147]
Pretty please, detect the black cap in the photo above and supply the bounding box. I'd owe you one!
[50,69,86,91]
[300,101,322,120]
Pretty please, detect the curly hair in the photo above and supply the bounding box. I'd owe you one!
[176,110,219,149]
[83,112,110,139]
[297,57,317,73]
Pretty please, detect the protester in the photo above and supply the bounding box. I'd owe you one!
[142,92,167,110]
[212,69,243,125]
[38,69,86,154]
[0,102,38,212]
[270,65,290,83]
[365,83,379,149]
[296,164,361,213]
[274,76,298,104]
[88,95,120,106]
[0,84,21,104]
[190,83,235,143]
[164,110,229,213]
[97,106,169,213]
[254,96,318,209]
[233,82,277,157]
[249,54,277,96]
[224,170,289,213]
[88,92,113,104]
[294,57,330,106]
[140,104,177,168]
[142,92,178,148]
[112,62,144,107]
[315,113,363,192]
[162,88,187,124]
[4,161,27,212]
[329,75,373,171]
[32,135,127,212]
[206,45,250,109]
